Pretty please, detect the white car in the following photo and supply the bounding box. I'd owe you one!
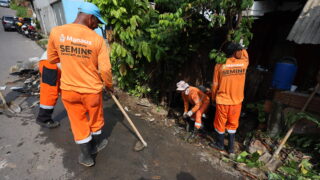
[0,0,10,8]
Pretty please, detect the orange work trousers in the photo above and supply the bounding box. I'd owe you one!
[214,103,242,134]
[192,99,210,129]
[39,60,60,109]
[61,90,104,144]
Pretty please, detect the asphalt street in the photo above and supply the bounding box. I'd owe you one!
[0,7,242,180]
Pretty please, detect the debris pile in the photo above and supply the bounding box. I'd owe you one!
[0,57,41,117]
[9,57,40,95]
[219,131,320,179]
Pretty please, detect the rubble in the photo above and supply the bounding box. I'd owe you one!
[8,103,21,113]
[136,98,151,107]
[236,163,267,179]
[248,139,268,154]
[258,152,272,164]
[9,57,39,75]
[151,107,168,116]
[124,106,129,112]
[265,158,283,171]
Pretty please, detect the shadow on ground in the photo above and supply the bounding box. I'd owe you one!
[35,97,241,180]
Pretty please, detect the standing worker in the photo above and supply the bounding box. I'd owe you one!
[177,81,210,134]
[210,42,249,154]
[36,50,61,128]
[47,2,113,167]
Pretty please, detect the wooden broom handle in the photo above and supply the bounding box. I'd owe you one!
[110,93,147,147]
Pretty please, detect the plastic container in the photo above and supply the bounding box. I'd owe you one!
[272,57,297,90]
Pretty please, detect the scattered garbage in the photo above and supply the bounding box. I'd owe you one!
[8,103,21,113]
[10,87,23,91]
[124,106,129,112]
[136,98,151,107]
[9,58,40,75]
[248,139,268,154]
[0,91,16,116]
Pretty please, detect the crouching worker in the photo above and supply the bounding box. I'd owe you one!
[210,42,249,154]
[176,81,210,134]
[36,50,61,128]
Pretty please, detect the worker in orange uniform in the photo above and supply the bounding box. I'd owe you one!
[210,42,249,154]
[177,81,210,134]
[36,50,61,128]
[47,2,113,167]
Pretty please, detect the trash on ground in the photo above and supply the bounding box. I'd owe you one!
[248,139,268,154]
[124,106,129,112]
[136,98,152,107]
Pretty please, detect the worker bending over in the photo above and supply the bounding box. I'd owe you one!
[210,42,249,154]
[47,2,113,167]
[177,81,210,134]
[36,50,60,128]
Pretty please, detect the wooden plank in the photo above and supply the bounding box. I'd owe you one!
[274,91,320,114]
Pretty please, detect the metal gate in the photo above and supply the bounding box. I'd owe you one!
[51,1,66,26]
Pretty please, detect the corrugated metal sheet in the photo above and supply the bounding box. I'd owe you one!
[287,0,320,44]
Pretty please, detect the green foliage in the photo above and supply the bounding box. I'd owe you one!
[285,112,320,127]
[209,49,227,64]
[208,0,254,64]
[235,151,264,168]
[246,102,266,123]
[289,135,320,155]
[10,3,30,18]
[90,0,254,98]
[270,159,320,180]
[229,17,254,47]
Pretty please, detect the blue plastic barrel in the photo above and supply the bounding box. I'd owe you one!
[272,58,297,90]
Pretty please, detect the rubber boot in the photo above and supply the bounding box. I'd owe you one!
[36,108,60,128]
[209,133,225,151]
[79,142,94,167]
[91,134,108,154]
[228,133,236,154]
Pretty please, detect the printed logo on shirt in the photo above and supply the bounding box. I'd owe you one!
[58,34,93,59]
[66,35,92,45]
[225,63,244,68]
[60,45,92,59]
[222,68,246,76]
[222,63,244,69]
[60,34,65,42]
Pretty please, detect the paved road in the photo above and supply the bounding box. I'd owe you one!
[0,7,242,180]
[0,7,43,85]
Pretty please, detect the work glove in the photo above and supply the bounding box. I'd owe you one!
[187,110,193,117]
[202,114,207,119]
[183,112,188,119]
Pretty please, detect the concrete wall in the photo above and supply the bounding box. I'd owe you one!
[34,0,104,36]
[33,0,59,34]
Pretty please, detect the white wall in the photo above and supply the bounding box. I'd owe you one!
[33,0,60,34]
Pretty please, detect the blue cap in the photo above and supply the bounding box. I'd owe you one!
[78,2,107,25]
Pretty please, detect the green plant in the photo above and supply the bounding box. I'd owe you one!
[289,135,320,155]
[285,112,320,128]
[235,151,264,168]
[246,102,266,123]
[90,0,254,98]
[10,3,30,18]
[269,159,320,180]
[208,0,254,64]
